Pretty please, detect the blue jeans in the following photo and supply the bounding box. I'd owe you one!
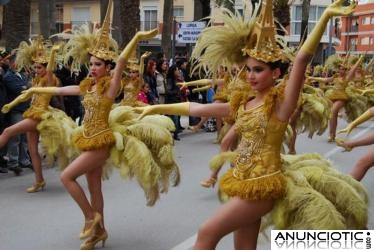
[7,111,31,168]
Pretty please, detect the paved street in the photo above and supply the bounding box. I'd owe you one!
[0,117,373,250]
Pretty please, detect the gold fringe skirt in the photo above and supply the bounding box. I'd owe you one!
[73,130,115,151]
[219,169,286,201]
[325,89,349,101]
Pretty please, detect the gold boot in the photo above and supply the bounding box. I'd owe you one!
[80,230,108,250]
[26,181,46,193]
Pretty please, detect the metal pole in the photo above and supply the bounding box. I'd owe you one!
[172,16,176,64]
[327,0,333,57]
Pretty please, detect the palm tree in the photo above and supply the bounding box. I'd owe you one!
[194,0,211,20]
[38,0,56,39]
[162,0,173,60]
[273,0,292,36]
[300,0,311,44]
[120,0,140,49]
[2,0,30,49]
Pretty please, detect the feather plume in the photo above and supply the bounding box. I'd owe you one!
[191,0,259,77]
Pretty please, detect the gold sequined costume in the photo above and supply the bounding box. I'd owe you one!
[23,75,60,121]
[324,76,349,101]
[119,78,147,107]
[210,85,368,229]
[219,102,287,201]
[73,76,115,151]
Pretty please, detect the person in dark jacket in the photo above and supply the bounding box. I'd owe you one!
[0,50,31,175]
[165,64,183,140]
[55,58,88,124]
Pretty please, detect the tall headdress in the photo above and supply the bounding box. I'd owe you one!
[191,0,259,77]
[60,0,118,71]
[14,35,52,71]
[242,0,283,63]
[87,0,117,61]
[126,49,140,72]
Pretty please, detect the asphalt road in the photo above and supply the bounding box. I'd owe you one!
[0,117,373,250]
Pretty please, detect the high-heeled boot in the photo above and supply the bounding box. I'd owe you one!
[80,230,108,250]
[26,180,46,193]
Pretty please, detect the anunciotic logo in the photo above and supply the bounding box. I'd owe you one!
[271,230,373,250]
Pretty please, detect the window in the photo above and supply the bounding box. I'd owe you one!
[361,37,370,45]
[30,6,40,35]
[362,16,371,25]
[71,7,90,28]
[143,9,157,31]
[290,6,327,36]
[371,37,374,45]
[173,6,184,18]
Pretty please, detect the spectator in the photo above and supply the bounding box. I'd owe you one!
[137,82,150,104]
[55,58,87,123]
[0,50,31,175]
[0,66,8,173]
[143,58,158,104]
[155,59,168,104]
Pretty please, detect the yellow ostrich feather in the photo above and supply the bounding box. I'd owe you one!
[300,167,368,229]
[121,135,161,206]
[109,106,136,125]
[191,0,258,77]
[139,115,176,132]
[324,54,344,72]
[273,178,346,230]
[326,168,369,204]
[61,23,118,72]
[125,123,174,149]
[209,151,238,171]
[345,86,369,122]
[113,131,124,151]
[156,145,177,169]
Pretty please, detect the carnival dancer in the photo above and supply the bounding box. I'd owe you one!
[336,106,374,180]
[134,1,367,249]
[0,36,61,192]
[2,1,177,249]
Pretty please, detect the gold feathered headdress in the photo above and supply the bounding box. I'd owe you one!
[126,49,140,72]
[14,35,52,71]
[191,0,259,77]
[242,0,283,62]
[54,0,118,71]
[87,0,117,62]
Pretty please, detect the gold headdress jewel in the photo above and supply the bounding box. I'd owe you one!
[31,35,50,64]
[242,0,283,63]
[88,0,117,61]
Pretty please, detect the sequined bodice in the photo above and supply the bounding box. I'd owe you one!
[30,81,52,110]
[234,104,287,180]
[81,90,113,138]
[333,77,348,90]
[122,81,140,104]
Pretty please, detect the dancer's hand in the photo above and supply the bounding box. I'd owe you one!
[1,90,32,113]
[338,125,354,135]
[141,51,152,60]
[133,106,157,120]
[326,0,357,17]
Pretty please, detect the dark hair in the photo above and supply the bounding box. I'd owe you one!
[166,64,179,79]
[156,59,167,73]
[145,58,156,75]
[267,60,289,78]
